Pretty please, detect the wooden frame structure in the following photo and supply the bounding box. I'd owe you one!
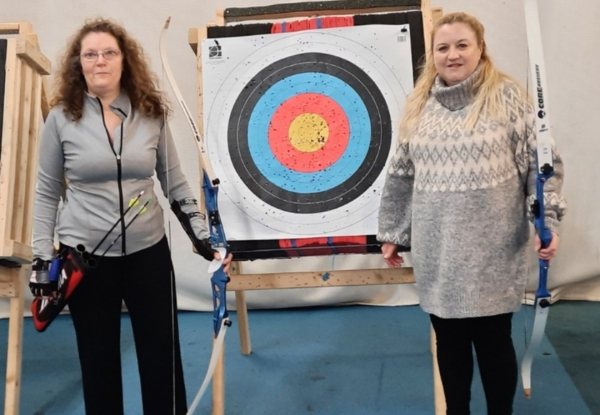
[188,2,445,414]
[0,21,50,415]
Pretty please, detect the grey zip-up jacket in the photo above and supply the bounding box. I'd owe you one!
[32,92,208,261]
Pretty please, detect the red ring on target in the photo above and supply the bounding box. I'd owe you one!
[267,93,350,173]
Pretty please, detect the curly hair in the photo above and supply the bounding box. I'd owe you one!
[51,18,169,120]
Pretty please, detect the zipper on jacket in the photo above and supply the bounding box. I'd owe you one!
[98,98,127,256]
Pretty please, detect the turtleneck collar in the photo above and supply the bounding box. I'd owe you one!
[431,63,482,111]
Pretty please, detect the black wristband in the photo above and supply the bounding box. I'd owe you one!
[171,200,217,262]
[31,257,50,271]
[197,238,217,262]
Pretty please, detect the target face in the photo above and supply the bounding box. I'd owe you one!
[203,26,414,238]
[229,52,391,214]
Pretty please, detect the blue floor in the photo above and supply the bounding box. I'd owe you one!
[0,303,596,414]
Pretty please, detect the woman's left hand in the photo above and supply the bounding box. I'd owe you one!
[534,232,559,261]
[221,253,233,274]
[213,251,233,274]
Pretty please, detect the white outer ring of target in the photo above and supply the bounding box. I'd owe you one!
[202,26,413,237]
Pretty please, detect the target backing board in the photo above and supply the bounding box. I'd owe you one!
[202,24,414,241]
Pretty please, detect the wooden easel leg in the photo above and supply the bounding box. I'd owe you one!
[231,262,252,355]
[4,267,26,415]
[235,290,251,355]
[211,337,225,415]
[431,324,446,415]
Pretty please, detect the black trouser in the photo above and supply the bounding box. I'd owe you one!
[430,313,517,415]
[67,236,187,415]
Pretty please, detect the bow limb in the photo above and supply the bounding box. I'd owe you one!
[159,17,205,155]
[159,15,230,334]
[521,0,555,398]
[159,16,231,414]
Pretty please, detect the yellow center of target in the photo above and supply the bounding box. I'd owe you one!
[288,113,329,153]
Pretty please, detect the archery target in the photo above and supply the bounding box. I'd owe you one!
[202,25,414,239]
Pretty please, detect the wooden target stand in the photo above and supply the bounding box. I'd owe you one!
[0,21,50,415]
[188,1,446,414]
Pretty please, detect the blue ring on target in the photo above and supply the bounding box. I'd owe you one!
[228,53,392,214]
[247,73,370,193]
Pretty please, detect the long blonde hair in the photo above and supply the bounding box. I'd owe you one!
[399,12,523,141]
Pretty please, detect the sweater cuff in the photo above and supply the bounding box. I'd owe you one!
[545,216,560,234]
[376,232,410,247]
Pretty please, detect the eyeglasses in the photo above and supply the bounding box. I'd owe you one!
[80,49,121,62]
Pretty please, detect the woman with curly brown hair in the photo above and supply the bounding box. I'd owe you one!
[29,18,230,415]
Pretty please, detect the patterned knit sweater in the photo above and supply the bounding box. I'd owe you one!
[377,68,566,319]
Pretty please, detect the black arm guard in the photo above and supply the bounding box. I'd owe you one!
[171,200,216,262]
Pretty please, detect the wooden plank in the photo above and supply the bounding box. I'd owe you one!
[40,76,50,121]
[17,21,33,36]
[0,40,22,256]
[189,25,219,55]
[211,338,225,415]
[0,22,44,415]
[231,262,251,355]
[0,265,13,281]
[24,73,43,242]
[25,33,39,46]
[0,21,33,36]
[16,37,51,75]
[234,290,251,355]
[24,32,52,118]
[0,23,20,35]
[421,0,433,57]
[193,26,211,211]
[24,32,51,123]
[0,241,32,264]
[3,266,26,415]
[0,280,16,297]
[0,282,16,297]
[11,62,33,243]
[227,267,415,291]
[188,28,199,55]
[215,10,226,26]
[0,266,20,297]
[195,27,208,142]
[432,7,443,24]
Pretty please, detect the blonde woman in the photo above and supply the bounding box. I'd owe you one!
[377,12,566,415]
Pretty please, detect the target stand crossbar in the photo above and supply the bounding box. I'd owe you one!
[224,0,422,23]
[189,0,441,50]
[0,21,50,415]
[188,2,445,414]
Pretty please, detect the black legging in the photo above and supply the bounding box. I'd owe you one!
[430,313,517,415]
[67,236,187,415]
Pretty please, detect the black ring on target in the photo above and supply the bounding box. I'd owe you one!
[228,52,391,214]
